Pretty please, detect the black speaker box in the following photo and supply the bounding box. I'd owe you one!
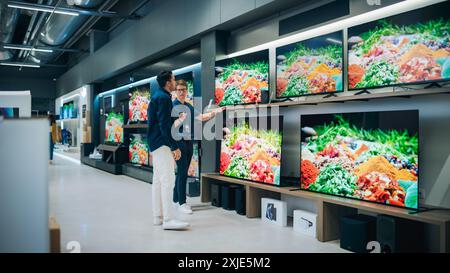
[377,214,424,253]
[340,214,377,253]
[211,182,222,207]
[234,186,246,215]
[221,184,238,210]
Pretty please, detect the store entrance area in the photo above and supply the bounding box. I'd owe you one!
[49,156,345,253]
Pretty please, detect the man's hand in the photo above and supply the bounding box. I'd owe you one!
[172,149,181,161]
[179,112,187,122]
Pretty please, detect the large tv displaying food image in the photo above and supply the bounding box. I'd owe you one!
[215,50,269,106]
[129,134,149,165]
[220,116,282,185]
[175,72,195,105]
[105,111,124,143]
[348,2,450,89]
[188,142,200,178]
[129,84,150,123]
[276,31,343,97]
[300,110,418,209]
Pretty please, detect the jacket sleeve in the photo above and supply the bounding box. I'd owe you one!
[157,97,179,151]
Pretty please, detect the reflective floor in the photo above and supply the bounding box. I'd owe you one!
[49,156,347,253]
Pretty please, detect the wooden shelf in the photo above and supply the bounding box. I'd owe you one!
[223,86,450,111]
[201,173,450,252]
[123,124,147,129]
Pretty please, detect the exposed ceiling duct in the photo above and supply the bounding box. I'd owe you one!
[28,0,105,64]
[0,0,20,61]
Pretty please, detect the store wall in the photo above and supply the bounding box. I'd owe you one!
[0,91,32,118]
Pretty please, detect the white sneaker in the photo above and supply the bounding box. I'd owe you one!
[163,219,190,230]
[153,216,163,226]
[179,203,193,214]
[173,202,179,210]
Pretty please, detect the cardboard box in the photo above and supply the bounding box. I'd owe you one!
[85,110,91,126]
[293,210,317,238]
[261,198,287,227]
[49,217,60,253]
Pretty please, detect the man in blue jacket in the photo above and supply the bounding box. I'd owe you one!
[148,70,189,230]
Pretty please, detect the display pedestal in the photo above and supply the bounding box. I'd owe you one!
[122,163,153,183]
[201,173,450,253]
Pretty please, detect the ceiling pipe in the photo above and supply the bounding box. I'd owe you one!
[0,0,20,61]
[28,0,105,64]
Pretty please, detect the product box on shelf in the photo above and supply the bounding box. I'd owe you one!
[293,210,317,238]
[261,198,287,227]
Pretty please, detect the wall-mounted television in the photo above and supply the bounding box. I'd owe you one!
[175,72,195,105]
[129,134,149,165]
[276,31,343,98]
[220,116,283,185]
[128,84,150,123]
[348,1,450,90]
[300,110,419,209]
[0,107,19,118]
[215,49,269,106]
[61,101,76,119]
[105,110,124,143]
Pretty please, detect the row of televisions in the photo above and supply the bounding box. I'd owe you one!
[214,2,450,106]
[220,109,419,211]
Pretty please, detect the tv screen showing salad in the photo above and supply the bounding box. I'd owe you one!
[129,134,149,165]
[175,72,195,105]
[220,116,283,185]
[215,50,269,106]
[188,142,200,178]
[129,84,150,123]
[300,110,419,209]
[105,111,124,143]
[348,2,450,90]
[276,31,343,98]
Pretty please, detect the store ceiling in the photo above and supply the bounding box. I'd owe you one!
[0,0,151,78]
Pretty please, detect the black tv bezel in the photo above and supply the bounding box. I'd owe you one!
[299,109,420,211]
[347,3,450,91]
[275,30,345,99]
[214,49,270,107]
[128,83,151,124]
[219,115,284,187]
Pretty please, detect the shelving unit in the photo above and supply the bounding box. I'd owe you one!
[201,173,450,253]
[224,86,450,110]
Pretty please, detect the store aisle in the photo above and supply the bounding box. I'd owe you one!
[49,156,347,253]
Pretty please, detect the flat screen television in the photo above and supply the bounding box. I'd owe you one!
[128,84,150,123]
[215,49,269,106]
[348,1,450,90]
[0,107,19,118]
[300,110,419,209]
[175,72,195,105]
[276,31,343,98]
[105,111,124,143]
[188,142,200,178]
[220,116,283,185]
[129,134,149,165]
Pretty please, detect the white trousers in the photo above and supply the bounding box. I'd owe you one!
[152,145,176,221]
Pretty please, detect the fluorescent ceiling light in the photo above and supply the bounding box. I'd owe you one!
[3,45,53,53]
[7,4,80,16]
[227,0,444,58]
[0,62,40,68]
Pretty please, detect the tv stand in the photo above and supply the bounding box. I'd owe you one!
[273,97,294,102]
[354,89,371,95]
[323,93,338,99]
[201,173,450,252]
[424,82,443,89]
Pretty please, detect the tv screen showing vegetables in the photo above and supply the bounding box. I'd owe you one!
[188,142,200,178]
[300,110,419,209]
[129,84,150,123]
[215,50,269,106]
[348,2,450,90]
[220,116,282,185]
[105,111,124,143]
[129,134,149,165]
[276,31,343,98]
[175,72,195,105]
